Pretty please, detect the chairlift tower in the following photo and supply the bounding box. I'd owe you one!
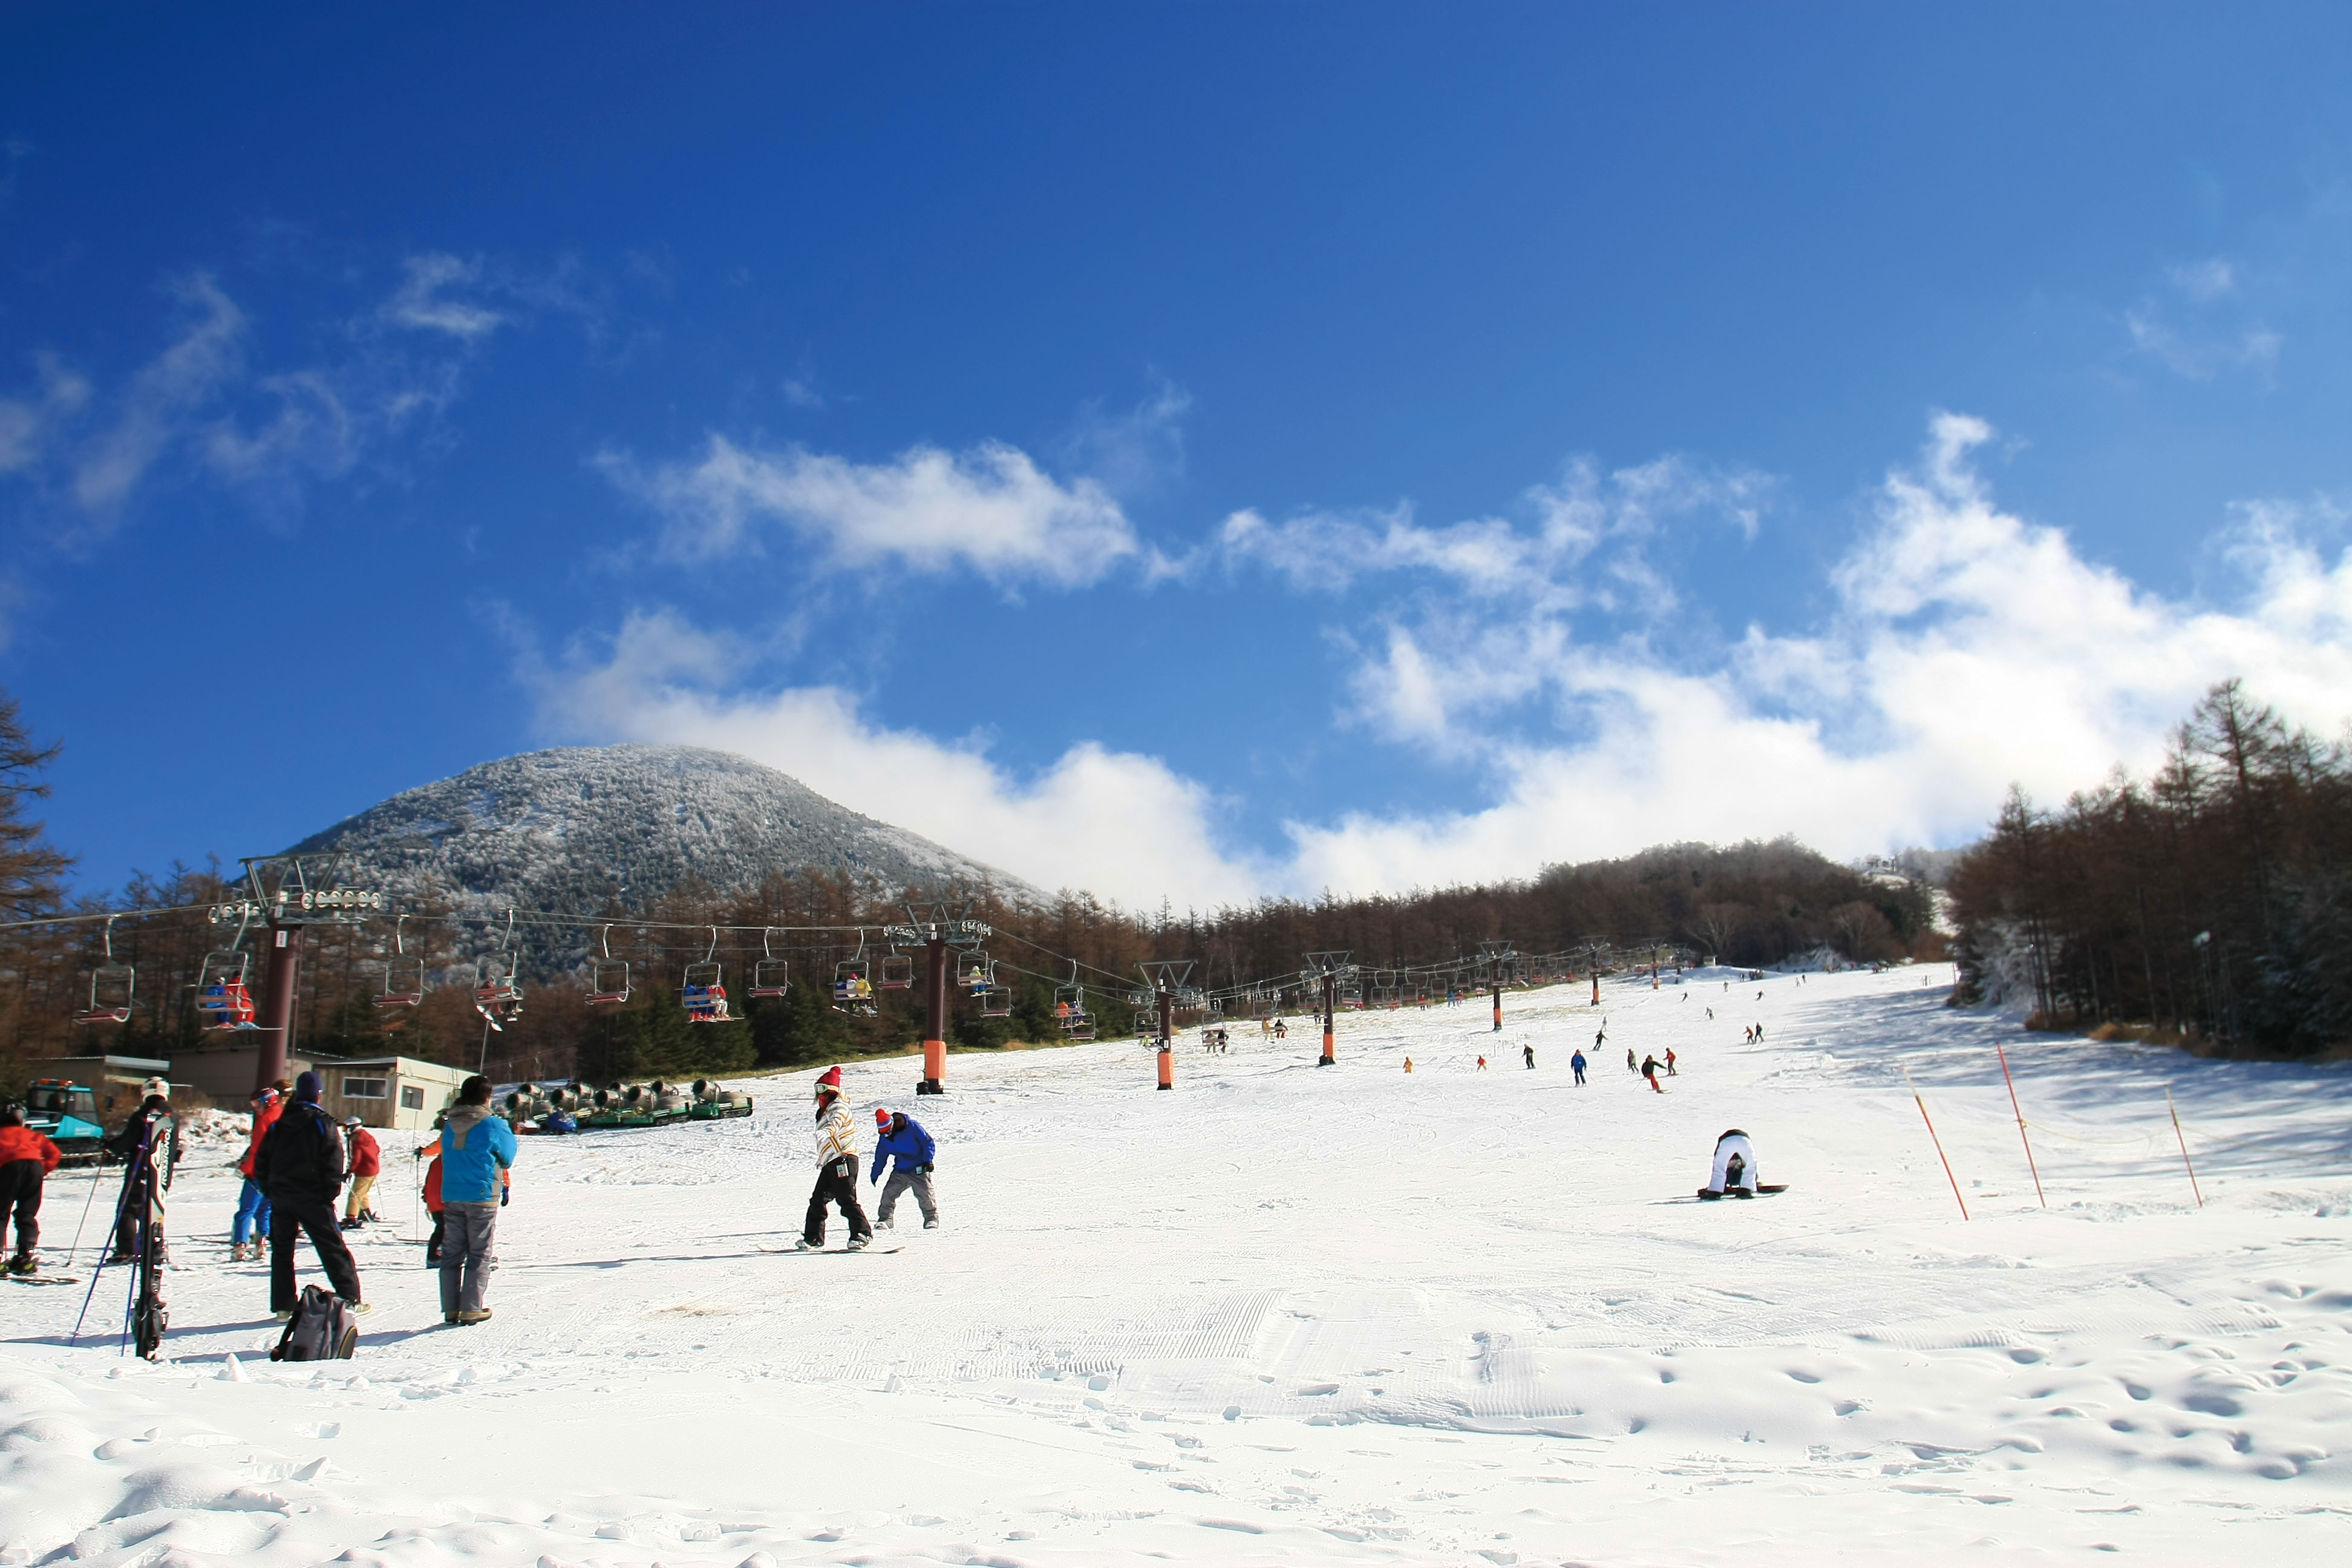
[1478,940,1516,1033]
[1302,950,1353,1066]
[1137,959,1191,1089]
[889,902,991,1096]
[226,854,389,1093]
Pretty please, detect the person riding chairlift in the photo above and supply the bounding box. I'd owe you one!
[200,975,256,1029]
[684,981,729,1022]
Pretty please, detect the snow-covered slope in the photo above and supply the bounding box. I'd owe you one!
[283,745,1044,930]
[2,967,2344,1566]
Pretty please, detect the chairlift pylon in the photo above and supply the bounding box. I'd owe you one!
[375,914,426,1014]
[751,927,791,999]
[588,923,632,1007]
[73,915,135,1027]
[682,926,731,1024]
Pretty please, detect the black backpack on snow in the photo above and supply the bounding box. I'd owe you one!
[270,1283,358,1361]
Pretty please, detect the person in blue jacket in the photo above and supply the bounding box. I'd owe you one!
[437,1075,518,1325]
[869,1107,938,1230]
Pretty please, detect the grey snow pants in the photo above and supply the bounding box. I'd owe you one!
[877,1165,937,1226]
[439,1201,498,1315]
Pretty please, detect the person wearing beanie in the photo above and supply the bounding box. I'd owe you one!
[797,1067,872,1252]
[103,1087,178,1266]
[437,1074,517,1325]
[230,1086,281,1262]
[339,1117,383,1229]
[252,1069,365,1317]
[869,1106,939,1230]
[0,1103,62,1276]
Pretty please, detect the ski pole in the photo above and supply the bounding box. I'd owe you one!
[71,1122,151,1345]
[65,1155,105,1264]
[1901,1066,1968,1220]
[1996,1045,2045,1208]
[2166,1088,2203,1209]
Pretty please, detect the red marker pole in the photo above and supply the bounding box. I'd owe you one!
[1157,986,1175,1089]
[1996,1045,2045,1207]
[919,936,947,1094]
[1319,973,1336,1065]
[1903,1067,1968,1220]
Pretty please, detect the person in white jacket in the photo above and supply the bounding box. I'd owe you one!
[798,1065,873,1252]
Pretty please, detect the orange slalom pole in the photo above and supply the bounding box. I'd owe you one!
[2166,1088,2203,1208]
[1156,1043,1174,1091]
[1903,1067,1968,1220]
[1996,1045,2045,1207]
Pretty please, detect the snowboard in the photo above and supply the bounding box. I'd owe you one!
[1695,1184,1789,1201]
[5,1273,80,1285]
[758,1243,903,1255]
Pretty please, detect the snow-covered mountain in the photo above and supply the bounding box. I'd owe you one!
[284,745,1042,942]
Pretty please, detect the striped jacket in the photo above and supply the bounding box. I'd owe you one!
[812,1101,860,1167]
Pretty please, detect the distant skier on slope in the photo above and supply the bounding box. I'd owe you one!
[1570,1049,1586,1086]
[1522,1043,1535,1070]
[869,1107,939,1230]
[1626,1047,1638,1075]
[799,1067,872,1253]
[1664,1048,1677,1077]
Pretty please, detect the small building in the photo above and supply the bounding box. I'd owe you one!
[171,1047,341,1109]
[315,1056,472,1131]
[44,1054,172,1123]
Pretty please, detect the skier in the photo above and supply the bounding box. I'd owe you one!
[1273,1019,1287,1040]
[1664,1048,1677,1077]
[104,1082,177,1265]
[1640,1054,1664,1093]
[1522,1042,1535,1070]
[1755,1022,1766,1042]
[1476,1056,1488,1071]
[339,1117,382,1230]
[230,1085,281,1263]
[1403,1057,1414,1073]
[1570,1048,1586,1085]
[869,1107,939,1229]
[0,1103,62,1277]
[1625,1047,1638,1075]
[799,1066,872,1252]
[253,1071,366,1319]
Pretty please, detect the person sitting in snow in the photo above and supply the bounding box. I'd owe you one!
[870,1107,939,1229]
[799,1067,872,1252]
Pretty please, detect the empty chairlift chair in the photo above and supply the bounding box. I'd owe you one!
[587,924,632,1007]
[878,951,915,990]
[73,916,134,1027]
[376,917,426,1015]
[750,929,790,999]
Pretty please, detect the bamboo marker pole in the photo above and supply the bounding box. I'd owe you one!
[1903,1066,1969,1220]
[2166,1088,2203,1208]
[1996,1045,2046,1207]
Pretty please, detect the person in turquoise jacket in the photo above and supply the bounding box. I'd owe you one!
[437,1076,517,1325]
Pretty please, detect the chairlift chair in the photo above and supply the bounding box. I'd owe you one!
[833,945,875,1013]
[748,928,790,999]
[474,959,523,1030]
[74,917,134,1027]
[878,952,915,990]
[979,985,1013,1019]
[682,928,731,1023]
[376,916,425,1013]
[195,950,256,1030]
[959,953,993,991]
[587,924,631,1007]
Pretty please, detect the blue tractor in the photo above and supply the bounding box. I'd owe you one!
[23,1079,106,1164]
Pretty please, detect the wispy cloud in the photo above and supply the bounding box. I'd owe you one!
[599,434,1142,587]
[380,253,508,340]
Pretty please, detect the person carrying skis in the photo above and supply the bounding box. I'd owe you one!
[104,1082,177,1265]
[870,1106,939,1230]
[1640,1054,1664,1093]
[339,1117,382,1230]
[231,1085,281,1263]
[253,1071,365,1319]
[0,1103,62,1277]
[1570,1048,1587,1085]
[437,1074,517,1325]
[799,1066,872,1252]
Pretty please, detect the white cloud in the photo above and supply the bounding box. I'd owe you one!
[73,275,247,517]
[516,608,1258,909]
[381,253,506,340]
[0,353,89,476]
[601,435,1141,587]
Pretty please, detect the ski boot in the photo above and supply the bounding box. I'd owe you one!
[846,1235,870,1252]
[228,1242,249,1263]
[5,1252,36,1277]
[338,1216,362,1232]
[793,1237,818,1252]
[923,1219,939,1229]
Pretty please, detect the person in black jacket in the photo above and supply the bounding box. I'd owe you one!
[103,1080,178,1265]
[253,1071,365,1317]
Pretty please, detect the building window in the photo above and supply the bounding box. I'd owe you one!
[341,1076,388,1100]
[399,1085,426,1110]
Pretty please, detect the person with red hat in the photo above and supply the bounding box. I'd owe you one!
[869,1105,938,1230]
[797,1066,872,1252]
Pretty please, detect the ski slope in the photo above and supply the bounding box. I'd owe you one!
[2,965,2347,1566]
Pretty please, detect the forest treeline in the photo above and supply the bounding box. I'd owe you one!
[1,689,1940,1090]
[1949,680,2352,1059]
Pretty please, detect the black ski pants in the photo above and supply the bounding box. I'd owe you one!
[0,1160,42,1254]
[803,1159,871,1246]
[267,1194,361,1311]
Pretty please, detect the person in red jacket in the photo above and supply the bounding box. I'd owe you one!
[339,1118,383,1229]
[0,1102,64,1276]
[230,1085,283,1262]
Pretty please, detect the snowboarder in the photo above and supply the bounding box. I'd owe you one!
[104,1082,177,1265]
[339,1117,382,1229]
[1664,1048,1677,1077]
[437,1074,517,1325]
[230,1085,281,1263]
[1640,1054,1664,1093]
[1704,1128,1763,1196]
[799,1066,872,1252]
[1570,1049,1587,1085]
[870,1107,939,1229]
[253,1071,366,1319]
[0,1103,62,1276]
[1522,1043,1535,1070]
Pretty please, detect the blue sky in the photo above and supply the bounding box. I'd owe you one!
[6,5,2352,907]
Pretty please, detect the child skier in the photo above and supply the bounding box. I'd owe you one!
[869,1107,939,1229]
[0,1103,62,1276]
[799,1067,872,1252]
[340,1117,382,1229]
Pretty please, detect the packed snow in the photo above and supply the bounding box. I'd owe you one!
[2,965,2347,1566]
